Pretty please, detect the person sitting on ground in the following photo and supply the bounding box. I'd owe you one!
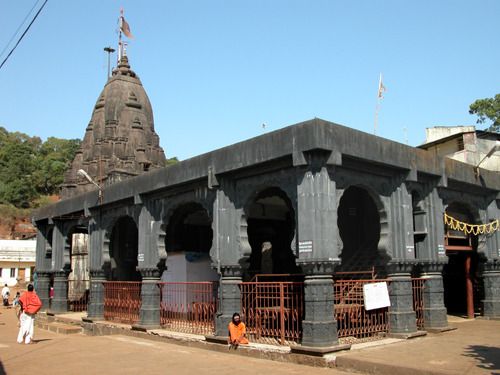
[228,312,249,347]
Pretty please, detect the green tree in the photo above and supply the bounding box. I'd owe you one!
[32,137,81,195]
[469,94,500,133]
[0,137,37,208]
[0,127,80,208]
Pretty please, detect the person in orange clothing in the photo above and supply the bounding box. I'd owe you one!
[228,312,249,348]
[17,284,42,344]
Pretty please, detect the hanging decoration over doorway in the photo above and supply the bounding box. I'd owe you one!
[444,213,499,235]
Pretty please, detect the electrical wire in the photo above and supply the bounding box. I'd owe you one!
[0,0,43,61]
[0,0,49,71]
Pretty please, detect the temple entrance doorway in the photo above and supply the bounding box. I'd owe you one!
[109,216,141,281]
[337,186,383,275]
[443,203,479,319]
[164,203,217,282]
[246,187,297,278]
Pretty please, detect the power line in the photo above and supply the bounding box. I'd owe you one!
[0,0,43,61]
[0,0,49,72]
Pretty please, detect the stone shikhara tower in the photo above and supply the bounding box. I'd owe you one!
[61,54,166,198]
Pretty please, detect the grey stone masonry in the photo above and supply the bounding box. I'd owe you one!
[51,270,69,313]
[421,263,448,329]
[388,264,418,335]
[87,270,106,320]
[215,273,241,337]
[301,275,338,347]
[35,271,51,311]
[483,261,500,319]
[136,268,161,329]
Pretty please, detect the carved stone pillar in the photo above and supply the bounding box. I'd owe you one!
[135,268,161,329]
[388,262,418,336]
[35,271,51,311]
[87,270,106,320]
[51,270,69,313]
[420,261,448,330]
[215,267,241,337]
[301,274,337,347]
[483,260,500,319]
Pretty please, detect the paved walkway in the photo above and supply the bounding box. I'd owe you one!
[0,306,349,375]
[334,316,500,375]
[1,306,499,375]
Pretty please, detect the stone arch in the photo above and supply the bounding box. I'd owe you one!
[243,186,298,278]
[337,184,390,275]
[162,201,217,282]
[107,215,141,281]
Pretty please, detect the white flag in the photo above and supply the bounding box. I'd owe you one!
[377,73,386,99]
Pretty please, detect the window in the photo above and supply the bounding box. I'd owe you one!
[10,268,15,278]
[457,137,464,151]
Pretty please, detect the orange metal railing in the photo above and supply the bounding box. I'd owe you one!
[412,278,426,330]
[240,281,304,345]
[103,281,142,324]
[334,279,391,338]
[67,279,90,312]
[159,282,217,335]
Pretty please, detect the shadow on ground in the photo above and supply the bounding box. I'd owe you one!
[463,345,500,375]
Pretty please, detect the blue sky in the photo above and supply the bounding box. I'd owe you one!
[1,1,498,160]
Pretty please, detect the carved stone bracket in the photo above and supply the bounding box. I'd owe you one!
[138,267,161,279]
[484,260,500,273]
[387,260,417,276]
[220,265,242,278]
[417,260,447,274]
[297,259,340,275]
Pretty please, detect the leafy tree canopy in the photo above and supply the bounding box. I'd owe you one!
[0,126,81,208]
[469,94,500,133]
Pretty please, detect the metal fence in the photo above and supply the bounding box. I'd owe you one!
[334,279,391,338]
[103,281,142,324]
[412,278,426,330]
[159,282,217,335]
[240,281,304,345]
[67,279,90,312]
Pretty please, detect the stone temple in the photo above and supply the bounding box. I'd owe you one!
[33,50,500,349]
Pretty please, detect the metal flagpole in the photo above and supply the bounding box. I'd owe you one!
[374,98,381,135]
[118,9,123,61]
[374,73,385,135]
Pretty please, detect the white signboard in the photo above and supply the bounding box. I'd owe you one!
[137,253,145,262]
[363,282,391,311]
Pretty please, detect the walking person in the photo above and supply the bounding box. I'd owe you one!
[17,284,42,345]
[2,284,10,306]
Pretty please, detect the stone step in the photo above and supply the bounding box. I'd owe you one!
[37,321,82,335]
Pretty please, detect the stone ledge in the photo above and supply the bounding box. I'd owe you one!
[36,321,82,335]
[426,326,457,333]
[388,330,427,339]
[291,343,351,356]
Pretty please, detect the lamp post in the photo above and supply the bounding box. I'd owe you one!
[77,169,103,204]
[104,46,116,79]
[474,141,500,177]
